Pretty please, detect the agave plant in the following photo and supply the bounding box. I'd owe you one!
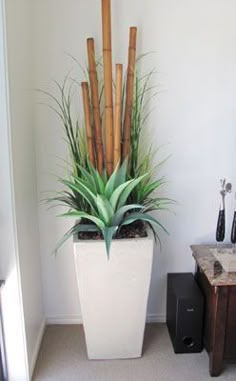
[41,55,173,257]
[51,161,168,257]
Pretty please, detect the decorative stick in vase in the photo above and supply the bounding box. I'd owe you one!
[216,179,232,252]
[101,0,114,176]
[231,193,236,253]
[81,82,95,166]
[114,64,123,168]
[122,26,137,161]
[87,38,104,174]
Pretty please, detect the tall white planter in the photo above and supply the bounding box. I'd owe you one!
[74,231,154,360]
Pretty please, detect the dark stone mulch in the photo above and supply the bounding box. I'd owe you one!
[77,221,147,240]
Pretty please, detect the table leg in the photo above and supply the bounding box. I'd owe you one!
[209,287,228,377]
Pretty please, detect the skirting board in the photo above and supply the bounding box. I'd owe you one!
[29,318,46,379]
[46,314,166,325]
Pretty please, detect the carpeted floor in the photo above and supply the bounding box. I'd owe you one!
[33,324,236,381]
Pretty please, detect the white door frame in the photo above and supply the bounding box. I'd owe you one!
[0,0,29,379]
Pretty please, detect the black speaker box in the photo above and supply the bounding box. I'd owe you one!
[166,273,204,353]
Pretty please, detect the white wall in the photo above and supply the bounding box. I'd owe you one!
[33,0,236,323]
[3,0,44,378]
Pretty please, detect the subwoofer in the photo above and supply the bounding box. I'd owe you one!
[166,273,204,353]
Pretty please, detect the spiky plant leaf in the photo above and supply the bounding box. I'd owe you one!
[77,165,97,193]
[101,226,118,258]
[109,179,134,211]
[53,222,98,255]
[117,174,147,209]
[62,179,97,213]
[61,211,105,230]
[112,204,143,226]
[121,212,169,235]
[96,195,114,225]
[87,161,106,194]
[114,160,127,187]
[104,162,120,198]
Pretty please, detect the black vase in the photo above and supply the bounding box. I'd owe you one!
[231,211,236,253]
[216,209,225,244]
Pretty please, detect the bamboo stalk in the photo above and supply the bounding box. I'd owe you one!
[81,82,95,166]
[87,38,104,174]
[122,26,137,161]
[114,64,123,168]
[101,0,114,176]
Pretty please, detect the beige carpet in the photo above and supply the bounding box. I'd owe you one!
[33,324,236,381]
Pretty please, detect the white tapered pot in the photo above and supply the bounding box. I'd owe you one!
[73,231,154,360]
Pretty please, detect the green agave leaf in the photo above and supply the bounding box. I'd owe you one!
[62,179,97,213]
[52,222,98,255]
[121,212,169,235]
[95,172,106,195]
[87,161,105,194]
[109,179,134,211]
[73,176,94,192]
[117,173,147,209]
[101,226,118,259]
[61,211,105,230]
[96,195,114,225]
[77,165,97,193]
[72,177,98,207]
[115,160,127,187]
[102,170,108,184]
[104,162,120,198]
[112,204,143,226]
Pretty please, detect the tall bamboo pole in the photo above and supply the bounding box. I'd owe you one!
[114,64,123,168]
[101,0,114,176]
[87,38,104,174]
[81,82,95,166]
[122,27,137,161]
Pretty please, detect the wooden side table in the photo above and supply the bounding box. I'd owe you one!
[191,245,236,377]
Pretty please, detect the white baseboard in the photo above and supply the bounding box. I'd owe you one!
[146,313,166,323]
[46,314,166,325]
[46,315,83,325]
[29,318,45,379]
